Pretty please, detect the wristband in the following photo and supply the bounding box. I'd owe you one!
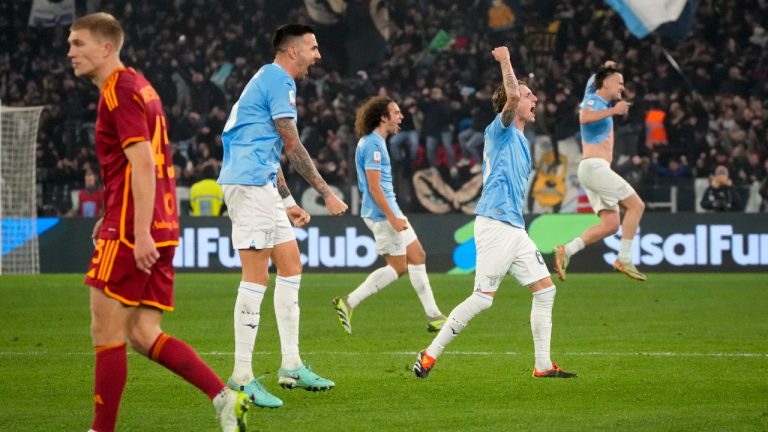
[283,195,296,208]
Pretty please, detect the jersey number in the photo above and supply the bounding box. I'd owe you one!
[151,115,174,178]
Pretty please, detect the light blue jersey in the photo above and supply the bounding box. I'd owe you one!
[218,63,297,186]
[584,74,597,98]
[355,132,401,221]
[580,93,612,144]
[474,115,531,228]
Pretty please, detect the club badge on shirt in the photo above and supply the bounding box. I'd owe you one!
[373,151,381,163]
[289,90,296,106]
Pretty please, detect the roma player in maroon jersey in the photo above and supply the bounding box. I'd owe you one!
[68,12,248,432]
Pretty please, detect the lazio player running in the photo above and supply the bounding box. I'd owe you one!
[553,63,647,282]
[413,46,576,380]
[218,24,347,409]
[332,96,446,335]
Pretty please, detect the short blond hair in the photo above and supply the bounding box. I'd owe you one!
[71,12,124,51]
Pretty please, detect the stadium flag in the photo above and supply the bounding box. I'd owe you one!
[605,0,695,39]
[428,30,454,52]
[210,63,233,91]
[28,0,75,28]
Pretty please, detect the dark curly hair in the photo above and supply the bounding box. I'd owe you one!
[355,96,394,137]
[491,79,528,113]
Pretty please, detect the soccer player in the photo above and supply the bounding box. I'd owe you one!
[413,46,576,380]
[332,96,447,335]
[553,64,647,282]
[69,12,248,432]
[218,24,347,408]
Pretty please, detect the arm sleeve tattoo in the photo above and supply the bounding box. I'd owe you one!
[276,166,291,199]
[275,117,331,198]
[500,71,519,127]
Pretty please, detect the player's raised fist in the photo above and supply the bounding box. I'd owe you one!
[492,46,510,62]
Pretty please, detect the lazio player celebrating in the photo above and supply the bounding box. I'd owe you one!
[332,96,446,335]
[414,46,576,380]
[218,24,347,409]
[553,64,647,282]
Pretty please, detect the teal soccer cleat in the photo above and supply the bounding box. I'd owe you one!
[278,364,335,391]
[228,376,283,408]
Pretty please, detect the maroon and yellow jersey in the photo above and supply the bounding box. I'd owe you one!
[94,67,179,247]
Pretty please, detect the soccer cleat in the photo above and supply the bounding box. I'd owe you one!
[214,388,249,432]
[412,350,436,378]
[332,296,353,334]
[533,363,577,378]
[613,259,647,281]
[227,376,283,408]
[278,364,335,391]
[553,245,569,281]
[426,314,447,332]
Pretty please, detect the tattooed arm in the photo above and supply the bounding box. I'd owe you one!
[274,117,348,215]
[275,117,331,197]
[491,46,520,127]
[276,166,292,199]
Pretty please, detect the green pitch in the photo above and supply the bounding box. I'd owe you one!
[1,273,766,431]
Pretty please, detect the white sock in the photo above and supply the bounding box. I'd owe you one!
[232,281,266,384]
[426,291,493,358]
[618,238,633,262]
[531,286,556,372]
[274,275,303,370]
[408,264,442,318]
[564,237,585,257]
[346,265,399,309]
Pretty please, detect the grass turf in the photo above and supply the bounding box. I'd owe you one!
[0,273,766,431]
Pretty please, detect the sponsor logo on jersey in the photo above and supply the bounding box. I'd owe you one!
[373,151,381,163]
[289,90,296,106]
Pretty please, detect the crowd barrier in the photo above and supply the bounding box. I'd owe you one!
[21,213,767,273]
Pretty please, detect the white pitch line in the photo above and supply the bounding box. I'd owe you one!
[1,351,766,358]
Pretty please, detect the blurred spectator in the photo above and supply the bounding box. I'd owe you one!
[65,170,104,218]
[700,165,743,211]
[388,95,420,168]
[419,87,457,176]
[316,135,348,186]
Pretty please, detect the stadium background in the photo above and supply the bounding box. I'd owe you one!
[1,2,767,431]
[2,0,767,218]
[2,0,766,274]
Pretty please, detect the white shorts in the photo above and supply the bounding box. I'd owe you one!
[364,217,418,256]
[222,184,295,250]
[578,158,635,213]
[473,216,550,290]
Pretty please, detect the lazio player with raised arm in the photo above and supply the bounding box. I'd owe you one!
[413,46,576,380]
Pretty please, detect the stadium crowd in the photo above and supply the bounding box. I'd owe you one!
[1,0,767,215]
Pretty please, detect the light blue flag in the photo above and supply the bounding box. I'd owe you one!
[605,0,687,39]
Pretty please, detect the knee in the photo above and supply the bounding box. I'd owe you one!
[408,248,426,266]
[276,261,302,277]
[470,291,494,313]
[90,318,126,347]
[392,262,408,277]
[602,216,620,234]
[127,326,160,356]
[636,199,646,213]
